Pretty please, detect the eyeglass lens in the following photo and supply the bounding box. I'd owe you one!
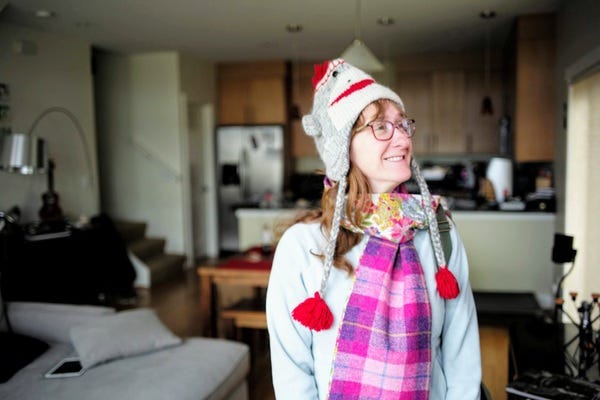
[371,120,415,140]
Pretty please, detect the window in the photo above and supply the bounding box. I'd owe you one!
[564,69,600,307]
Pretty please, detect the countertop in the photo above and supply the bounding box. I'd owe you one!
[236,208,557,307]
[235,208,299,218]
[235,207,554,218]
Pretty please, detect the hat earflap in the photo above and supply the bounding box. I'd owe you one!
[411,158,460,299]
[291,177,347,330]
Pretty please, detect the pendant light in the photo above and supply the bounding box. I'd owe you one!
[480,10,496,115]
[340,0,384,72]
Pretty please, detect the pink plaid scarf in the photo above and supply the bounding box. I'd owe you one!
[328,194,433,399]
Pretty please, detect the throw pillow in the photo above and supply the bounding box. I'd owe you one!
[0,332,49,383]
[70,308,182,369]
[3,302,115,344]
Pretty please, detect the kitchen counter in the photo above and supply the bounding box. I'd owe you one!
[236,209,556,306]
[235,208,299,219]
[235,208,299,251]
[451,211,555,308]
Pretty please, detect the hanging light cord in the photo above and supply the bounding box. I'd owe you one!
[484,22,491,93]
[354,0,362,40]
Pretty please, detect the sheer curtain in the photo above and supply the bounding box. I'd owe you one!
[564,69,600,312]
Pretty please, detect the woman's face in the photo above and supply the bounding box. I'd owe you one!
[349,101,412,193]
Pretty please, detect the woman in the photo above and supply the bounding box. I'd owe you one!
[266,59,481,399]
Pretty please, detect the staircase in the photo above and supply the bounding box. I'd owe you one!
[115,220,187,287]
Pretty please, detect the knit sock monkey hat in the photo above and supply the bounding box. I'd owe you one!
[293,59,459,332]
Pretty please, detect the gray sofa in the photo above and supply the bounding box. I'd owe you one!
[0,302,250,400]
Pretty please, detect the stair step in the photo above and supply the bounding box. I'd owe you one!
[128,237,166,262]
[114,220,147,245]
[146,253,187,286]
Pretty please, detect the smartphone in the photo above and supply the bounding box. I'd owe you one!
[44,357,86,378]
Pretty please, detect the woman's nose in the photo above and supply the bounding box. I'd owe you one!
[391,126,410,144]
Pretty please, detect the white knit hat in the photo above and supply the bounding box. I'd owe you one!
[302,59,404,181]
[293,59,459,332]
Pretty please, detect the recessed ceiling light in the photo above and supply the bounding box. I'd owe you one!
[286,24,303,33]
[377,17,395,27]
[35,9,55,18]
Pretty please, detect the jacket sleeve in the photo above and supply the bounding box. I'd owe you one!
[266,226,319,399]
[442,222,482,400]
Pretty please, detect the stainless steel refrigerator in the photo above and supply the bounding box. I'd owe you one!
[216,125,285,252]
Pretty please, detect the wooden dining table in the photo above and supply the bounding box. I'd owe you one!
[197,253,272,337]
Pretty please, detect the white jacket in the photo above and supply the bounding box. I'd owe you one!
[266,219,481,399]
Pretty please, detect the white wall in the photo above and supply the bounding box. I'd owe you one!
[95,51,216,261]
[179,55,218,259]
[0,22,98,222]
[96,52,186,255]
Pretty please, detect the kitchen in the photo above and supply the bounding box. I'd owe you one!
[213,12,580,398]
[223,13,557,294]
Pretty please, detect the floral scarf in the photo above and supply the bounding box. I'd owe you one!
[327,193,436,400]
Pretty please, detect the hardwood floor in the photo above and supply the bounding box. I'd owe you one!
[143,268,275,400]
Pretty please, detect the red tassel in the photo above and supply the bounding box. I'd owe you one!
[435,266,460,299]
[292,292,333,331]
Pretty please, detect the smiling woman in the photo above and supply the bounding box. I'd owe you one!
[266,59,481,400]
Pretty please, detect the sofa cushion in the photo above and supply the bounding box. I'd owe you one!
[70,308,182,369]
[2,302,115,344]
[0,332,49,383]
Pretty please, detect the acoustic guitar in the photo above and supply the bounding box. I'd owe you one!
[38,159,64,223]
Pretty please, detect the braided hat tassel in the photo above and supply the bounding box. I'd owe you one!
[291,177,347,330]
[411,158,460,299]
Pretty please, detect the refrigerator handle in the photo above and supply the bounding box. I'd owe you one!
[239,148,248,199]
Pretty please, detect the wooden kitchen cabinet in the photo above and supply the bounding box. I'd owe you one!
[217,61,287,125]
[396,71,434,154]
[432,71,467,153]
[465,71,502,153]
[290,61,318,157]
[395,53,502,155]
[508,13,556,162]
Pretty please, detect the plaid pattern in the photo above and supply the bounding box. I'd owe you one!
[328,236,432,399]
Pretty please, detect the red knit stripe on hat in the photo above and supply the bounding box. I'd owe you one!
[330,79,375,106]
[312,61,330,89]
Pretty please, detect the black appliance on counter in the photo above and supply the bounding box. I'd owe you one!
[406,161,487,210]
[515,161,556,212]
[290,173,323,204]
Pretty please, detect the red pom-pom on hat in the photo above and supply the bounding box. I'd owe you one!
[435,266,460,299]
[292,292,333,331]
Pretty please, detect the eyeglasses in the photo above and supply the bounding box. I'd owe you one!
[366,119,416,141]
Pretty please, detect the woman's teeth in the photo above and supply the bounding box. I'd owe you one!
[385,155,404,161]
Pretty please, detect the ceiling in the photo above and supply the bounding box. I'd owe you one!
[1,0,559,62]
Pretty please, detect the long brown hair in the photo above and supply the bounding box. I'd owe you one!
[275,99,403,273]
